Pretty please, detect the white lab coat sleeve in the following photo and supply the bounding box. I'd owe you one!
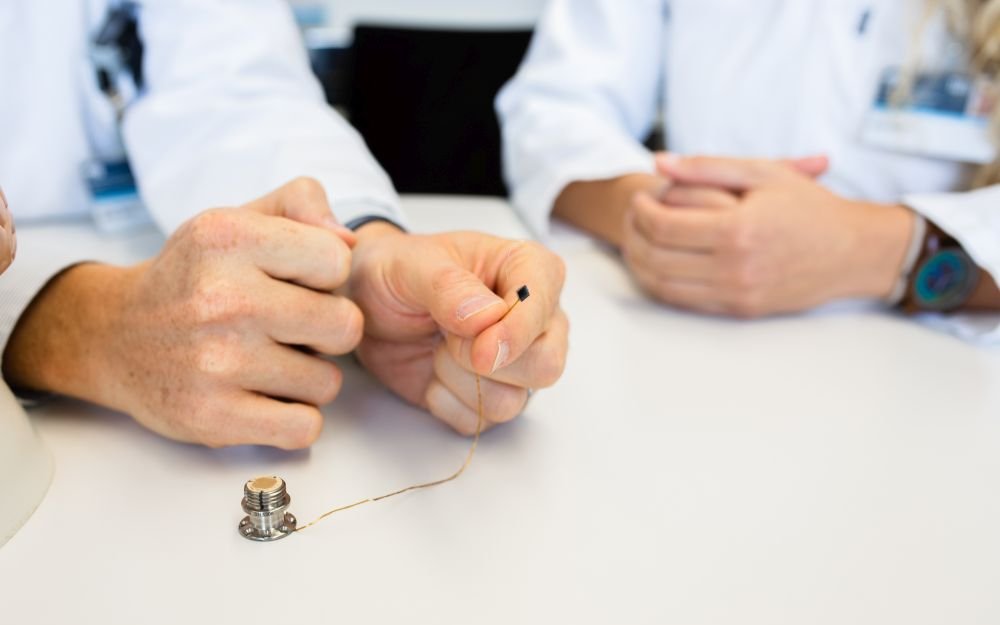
[496,0,667,238]
[904,185,1000,345]
[122,0,403,235]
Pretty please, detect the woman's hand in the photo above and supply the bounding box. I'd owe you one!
[621,154,915,317]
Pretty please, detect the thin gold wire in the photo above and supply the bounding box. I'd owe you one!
[295,297,523,532]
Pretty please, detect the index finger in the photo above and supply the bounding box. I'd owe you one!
[244,177,357,247]
[235,210,354,292]
[466,241,566,376]
[656,154,783,191]
[630,191,731,251]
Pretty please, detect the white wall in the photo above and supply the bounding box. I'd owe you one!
[291,0,548,44]
[326,0,547,29]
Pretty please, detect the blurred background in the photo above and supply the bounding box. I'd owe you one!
[286,0,548,197]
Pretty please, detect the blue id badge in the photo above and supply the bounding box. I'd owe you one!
[861,68,998,163]
[82,158,152,233]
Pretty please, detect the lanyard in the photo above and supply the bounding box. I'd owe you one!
[90,1,144,120]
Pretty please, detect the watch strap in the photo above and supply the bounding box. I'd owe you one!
[343,215,407,233]
[902,223,980,313]
[885,213,927,306]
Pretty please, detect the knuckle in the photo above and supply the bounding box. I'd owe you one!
[723,218,755,254]
[316,365,343,405]
[189,277,250,325]
[285,406,323,449]
[534,348,567,389]
[493,387,529,422]
[321,232,352,286]
[520,240,567,291]
[430,265,473,296]
[550,250,567,287]
[287,176,325,200]
[686,156,710,174]
[184,209,243,250]
[328,300,364,351]
[192,333,242,378]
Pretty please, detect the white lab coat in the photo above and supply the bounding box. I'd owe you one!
[497,0,1000,343]
[0,0,401,352]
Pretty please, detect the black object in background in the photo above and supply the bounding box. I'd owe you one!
[346,25,533,196]
[310,45,353,107]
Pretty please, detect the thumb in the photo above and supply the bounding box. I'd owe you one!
[243,177,357,247]
[409,258,507,340]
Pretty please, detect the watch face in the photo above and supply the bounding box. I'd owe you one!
[913,248,979,311]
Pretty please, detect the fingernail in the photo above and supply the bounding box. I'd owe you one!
[456,295,503,321]
[322,216,353,236]
[491,340,510,374]
[320,217,357,247]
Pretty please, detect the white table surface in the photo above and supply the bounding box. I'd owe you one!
[2,196,1000,625]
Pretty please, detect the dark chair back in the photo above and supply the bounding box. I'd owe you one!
[347,25,533,196]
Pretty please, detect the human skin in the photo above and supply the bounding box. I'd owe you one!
[554,154,1000,316]
[2,178,569,448]
[0,187,14,275]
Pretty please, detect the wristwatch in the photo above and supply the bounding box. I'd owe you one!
[903,223,981,313]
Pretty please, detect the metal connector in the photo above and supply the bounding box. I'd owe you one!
[238,476,296,542]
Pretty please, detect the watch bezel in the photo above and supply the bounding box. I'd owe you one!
[911,247,979,312]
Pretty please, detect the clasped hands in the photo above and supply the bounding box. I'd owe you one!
[622,153,915,317]
[5,178,568,449]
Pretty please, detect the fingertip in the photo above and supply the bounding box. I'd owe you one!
[469,327,508,376]
[655,151,681,174]
[629,190,645,208]
[281,404,324,450]
[321,216,358,248]
[792,154,830,176]
[633,190,666,218]
[320,362,345,405]
[328,239,355,290]
[426,380,478,436]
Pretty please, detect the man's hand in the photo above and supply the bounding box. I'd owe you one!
[4,178,360,449]
[620,154,915,317]
[0,187,15,275]
[345,222,568,435]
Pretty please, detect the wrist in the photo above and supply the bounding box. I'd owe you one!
[841,202,916,300]
[3,262,137,408]
[554,173,665,247]
[353,218,407,244]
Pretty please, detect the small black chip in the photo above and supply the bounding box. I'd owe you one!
[516,285,530,302]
